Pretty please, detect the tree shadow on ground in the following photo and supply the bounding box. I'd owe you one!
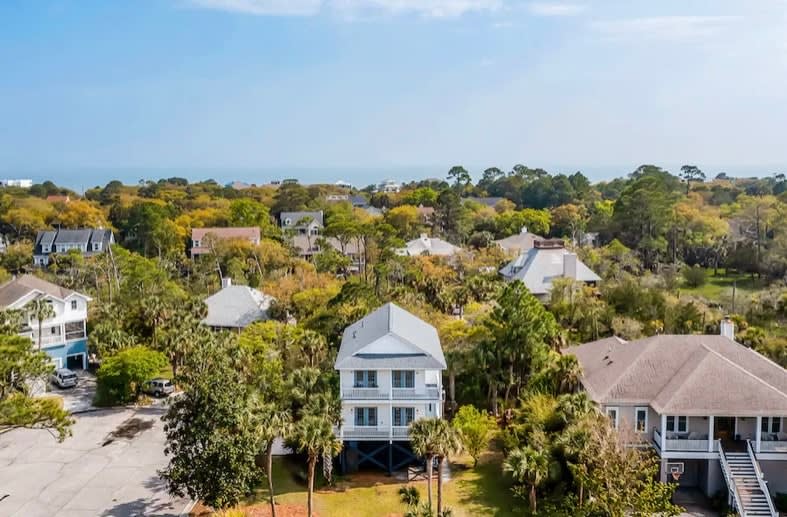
[99,475,184,517]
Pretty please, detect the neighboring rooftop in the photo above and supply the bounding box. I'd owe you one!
[570,334,787,417]
[191,227,261,255]
[494,227,544,254]
[202,280,274,329]
[0,274,86,307]
[398,234,461,257]
[335,302,446,370]
[34,229,114,254]
[499,242,600,295]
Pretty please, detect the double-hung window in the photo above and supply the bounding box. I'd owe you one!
[666,416,688,433]
[635,407,648,432]
[355,407,377,427]
[392,370,415,388]
[393,407,415,427]
[354,370,377,388]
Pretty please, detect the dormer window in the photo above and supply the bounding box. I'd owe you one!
[193,240,201,248]
[42,245,50,253]
[92,242,101,251]
[284,218,292,226]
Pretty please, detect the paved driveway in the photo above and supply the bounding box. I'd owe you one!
[0,407,190,517]
[49,370,97,413]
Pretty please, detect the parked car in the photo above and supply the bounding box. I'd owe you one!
[51,368,79,389]
[143,378,174,397]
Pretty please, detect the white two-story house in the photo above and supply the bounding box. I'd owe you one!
[0,275,91,369]
[334,302,446,473]
[570,320,786,517]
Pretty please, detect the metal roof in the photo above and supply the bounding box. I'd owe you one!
[202,285,274,329]
[335,302,447,370]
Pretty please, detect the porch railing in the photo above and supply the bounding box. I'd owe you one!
[652,428,713,452]
[391,387,441,400]
[758,440,787,453]
[341,388,389,400]
[336,426,410,441]
[747,440,778,517]
[719,441,746,517]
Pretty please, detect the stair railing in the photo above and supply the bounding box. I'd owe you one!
[747,440,778,517]
[719,441,747,516]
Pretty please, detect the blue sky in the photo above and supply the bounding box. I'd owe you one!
[1,0,786,180]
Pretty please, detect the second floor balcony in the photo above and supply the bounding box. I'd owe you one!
[341,386,442,400]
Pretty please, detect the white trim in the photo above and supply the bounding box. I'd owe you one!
[51,357,63,369]
[634,406,648,432]
[606,406,619,429]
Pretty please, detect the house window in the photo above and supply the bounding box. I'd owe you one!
[393,407,415,427]
[65,321,86,340]
[193,240,201,248]
[42,245,50,253]
[284,218,292,226]
[635,407,648,432]
[93,243,101,251]
[354,407,377,427]
[70,300,78,310]
[761,417,782,434]
[354,370,377,388]
[606,407,619,429]
[392,370,415,388]
[666,416,688,433]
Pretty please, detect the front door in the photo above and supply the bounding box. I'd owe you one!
[715,417,735,441]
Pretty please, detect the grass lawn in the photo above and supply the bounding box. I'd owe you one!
[679,269,768,306]
[242,450,521,517]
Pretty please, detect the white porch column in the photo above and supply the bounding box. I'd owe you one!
[755,416,762,454]
[389,370,393,401]
[660,414,667,452]
[708,416,715,452]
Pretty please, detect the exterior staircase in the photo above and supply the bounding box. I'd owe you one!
[720,443,777,517]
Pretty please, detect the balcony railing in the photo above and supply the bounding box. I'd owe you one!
[392,387,441,400]
[336,426,411,441]
[342,388,389,400]
[341,387,442,400]
[653,429,715,452]
[759,440,787,453]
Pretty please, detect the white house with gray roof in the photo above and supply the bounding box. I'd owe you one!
[202,278,274,331]
[570,321,786,516]
[34,228,114,266]
[499,239,600,300]
[396,234,461,257]
[335,303,446,473]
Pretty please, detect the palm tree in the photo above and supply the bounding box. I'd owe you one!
[434,420,462,515]
[553,354,582,394]
[503,446,549,513]
[291,414,342,517]
[27,298,55,351]
[409,418,441,511]
[253,401,292,517]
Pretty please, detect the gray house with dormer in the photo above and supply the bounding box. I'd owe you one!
[34,229,115,266]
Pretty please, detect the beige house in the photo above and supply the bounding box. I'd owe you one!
[570,321,786,516]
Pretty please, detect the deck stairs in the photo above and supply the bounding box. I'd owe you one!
[719,442,777,517]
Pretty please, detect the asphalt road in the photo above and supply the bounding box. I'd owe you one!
[0,407,190,517]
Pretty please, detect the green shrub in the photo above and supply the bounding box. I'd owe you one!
[681,265,707,288]
[96,346,167,406]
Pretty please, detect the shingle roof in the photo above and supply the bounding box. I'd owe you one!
[0,275,89,307]
[34,228,114,254]
[499,247,600,294]
[399,235,461,257]
[494,230,544,254]
[202,285,274,329]
[335,302,447,370]
[280,211,324,229]
[570,335,787,417]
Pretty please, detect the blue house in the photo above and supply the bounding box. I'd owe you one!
[0,275,91,369]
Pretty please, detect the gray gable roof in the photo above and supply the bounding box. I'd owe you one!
[399,235,461,257]
[280,211,324,229]
[0,274,90,307]
[202,285,274,329]
[335,302,447,370]
[570,334,787,417]
[499,247,600,294]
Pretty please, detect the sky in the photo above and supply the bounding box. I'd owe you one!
[0,0,786,183]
